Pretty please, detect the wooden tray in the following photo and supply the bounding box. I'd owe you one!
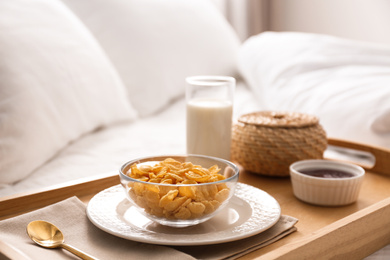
[1,138,390,259]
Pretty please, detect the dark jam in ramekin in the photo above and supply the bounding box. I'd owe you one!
[299,169,355,178]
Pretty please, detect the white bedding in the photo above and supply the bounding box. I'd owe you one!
[0,0,138,187]
[0,0,243,196]
[239,32,390,150]
[0,83,260,197]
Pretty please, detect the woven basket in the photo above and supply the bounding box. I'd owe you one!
[231,111,327,177]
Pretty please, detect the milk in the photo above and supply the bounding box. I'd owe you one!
[186,98,233,160]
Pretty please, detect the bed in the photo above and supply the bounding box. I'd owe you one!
[1,0,390,201]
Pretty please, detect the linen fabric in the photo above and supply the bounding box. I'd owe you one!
[238,31,390,149]
[0,196,297,260]
[0,0,137,185]
[61,0,241,117]
[0,197,194,260]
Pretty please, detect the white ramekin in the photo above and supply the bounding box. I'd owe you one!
[290,159,365,206]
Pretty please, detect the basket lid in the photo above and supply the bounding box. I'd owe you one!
[238,111,319,128]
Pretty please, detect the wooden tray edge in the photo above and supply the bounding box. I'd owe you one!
[328,138,390,176]
[258,196,390,259]
[0,172,119,219]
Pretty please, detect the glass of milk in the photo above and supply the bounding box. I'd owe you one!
[186,76,235,160]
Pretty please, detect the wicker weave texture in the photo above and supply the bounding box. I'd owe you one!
[231,111,327,177]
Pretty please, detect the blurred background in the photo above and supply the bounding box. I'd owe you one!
[212,0,390,44]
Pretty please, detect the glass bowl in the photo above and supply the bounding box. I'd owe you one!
[119,154,239,227]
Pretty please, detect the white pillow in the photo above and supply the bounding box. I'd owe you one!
[238,32,390,149]
[0,0,137,185]
[61,0,241,117]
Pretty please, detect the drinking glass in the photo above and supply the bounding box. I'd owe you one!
[186,76,235,160]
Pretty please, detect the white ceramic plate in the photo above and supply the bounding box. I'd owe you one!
[87,183,281,246]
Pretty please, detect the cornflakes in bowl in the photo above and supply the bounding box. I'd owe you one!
[119,155,239,227]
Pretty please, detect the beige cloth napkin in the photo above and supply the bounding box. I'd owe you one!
[0,197,297,260]
[175,216,297,260]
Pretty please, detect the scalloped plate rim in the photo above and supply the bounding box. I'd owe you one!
[86,183,281,246]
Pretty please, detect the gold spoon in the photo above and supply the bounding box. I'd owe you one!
[26,220,98,260]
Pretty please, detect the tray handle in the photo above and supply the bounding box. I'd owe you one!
[327,138,390,176]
